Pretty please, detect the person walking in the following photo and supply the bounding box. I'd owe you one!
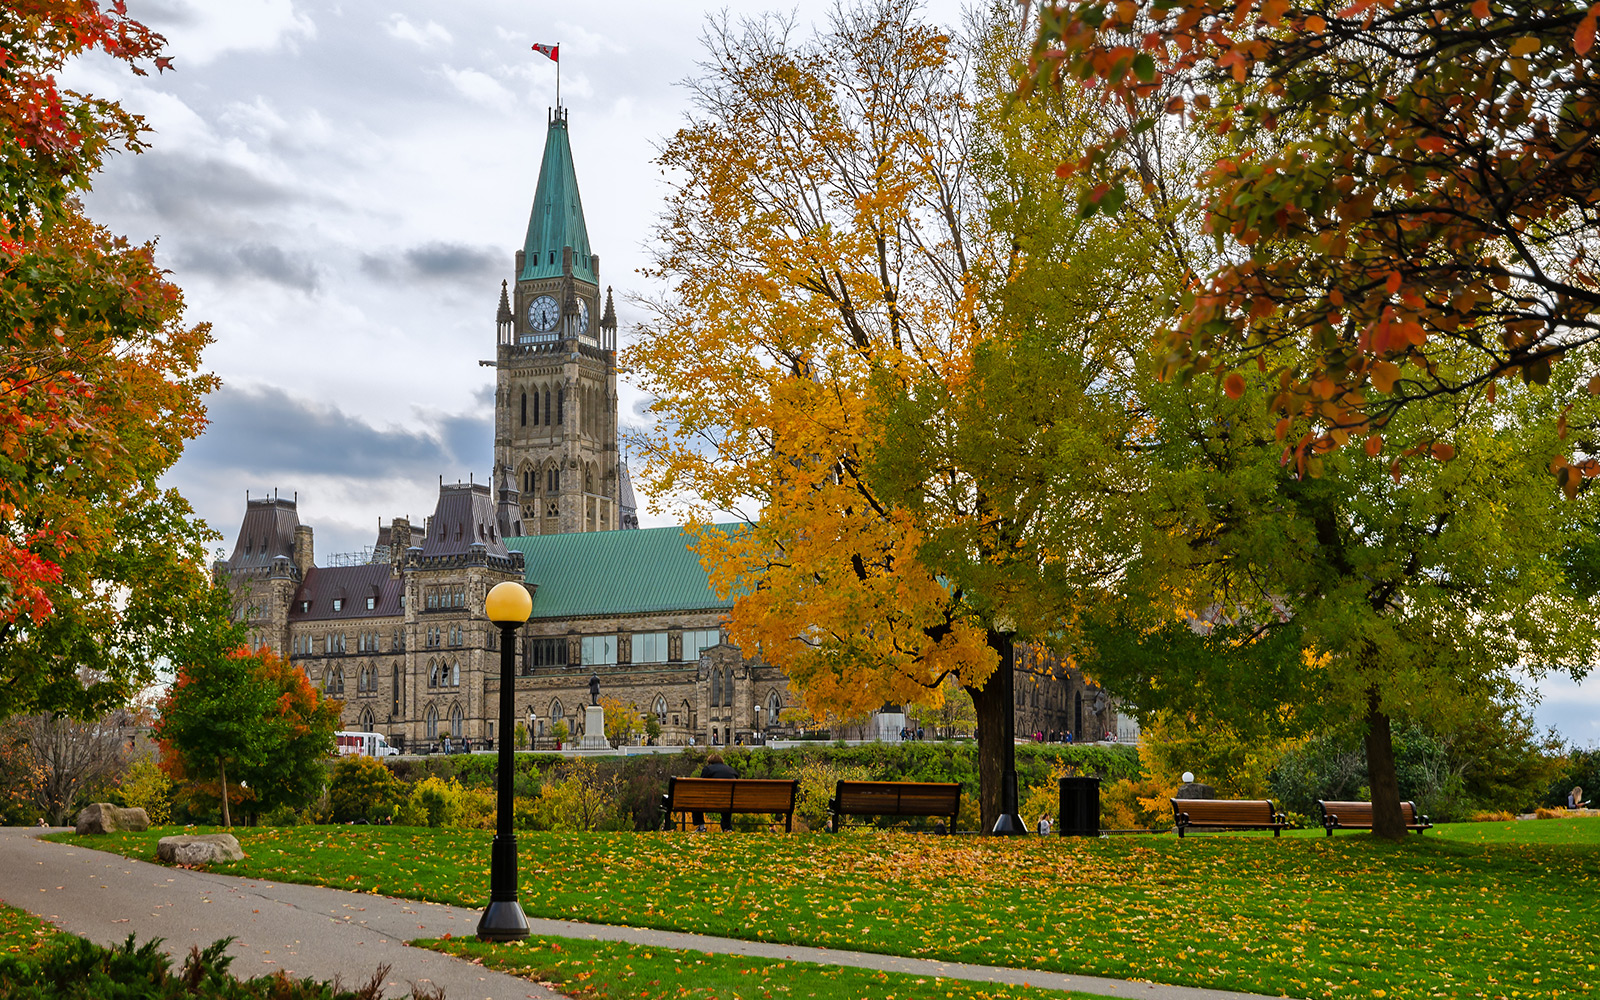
[1037,814,1053,836]
[695,753,738,832]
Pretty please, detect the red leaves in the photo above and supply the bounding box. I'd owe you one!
[1224,373,1247,398]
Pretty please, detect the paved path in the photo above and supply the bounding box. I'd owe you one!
[1,828,1290,1000]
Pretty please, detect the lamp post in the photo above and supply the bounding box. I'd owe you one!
[527,709,536,752]
[477,581,532,942]
[754,704,763,744]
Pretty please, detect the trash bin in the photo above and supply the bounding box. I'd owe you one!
[1058,776,1101,837]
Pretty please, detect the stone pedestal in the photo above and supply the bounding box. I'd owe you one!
[1177,782,1216,799]
[579,704,612,751]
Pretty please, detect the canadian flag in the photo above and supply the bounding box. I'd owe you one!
[532,43,558,62]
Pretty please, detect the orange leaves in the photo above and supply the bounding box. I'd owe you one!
[1578,3,1600,56]
[1369,361,1402,394]
[1364,433,1384,456]
[1471,0,1491,18]
[1224,373,1247,398]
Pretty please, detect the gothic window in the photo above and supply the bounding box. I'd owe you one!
[549,699,563,725]
[426,704,438,739]
[710,668,721,707]
[428,659,438,687]
[546,466,559,493]
[520,392,527,426]
[543,389,551,424]
[723,666,734,707]
[768,690,783,721]
[451,703,464,738]
[327,668,344,696]
[654,695,667,721]
[359,707,374,731]
[451,660,460,686]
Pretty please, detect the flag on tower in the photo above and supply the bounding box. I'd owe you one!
[532,43,558,62]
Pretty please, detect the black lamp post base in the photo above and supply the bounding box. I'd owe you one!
[991,812,1029,836]
[476,900,530,941]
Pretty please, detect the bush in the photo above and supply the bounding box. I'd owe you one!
[1101,775,1177,832]
[1469,810,1515,822]
[398,776,465,828]
[116,759,172,826]
[793,759,871,832]
[328,756,406,824]
[528,758,627,831]
[0,932,440,999]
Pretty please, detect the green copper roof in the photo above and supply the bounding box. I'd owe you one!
[520,112,597,285]
[507,525,734,619]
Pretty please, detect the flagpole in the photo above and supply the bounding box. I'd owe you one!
[557,43,561,110]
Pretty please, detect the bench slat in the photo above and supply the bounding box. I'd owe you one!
[662,777,799,832]
[1170,798,1285,838]
[830,780,961,833]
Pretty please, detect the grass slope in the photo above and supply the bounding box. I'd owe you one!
[0,904,67,959]
[51,820,1600,999]
[420,935,1113,1000]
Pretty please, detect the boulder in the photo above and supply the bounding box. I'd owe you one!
[156,833,244,866]
[74,803,151,835]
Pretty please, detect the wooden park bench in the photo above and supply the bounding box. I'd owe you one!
[828,780,962,833]
[1170,798,1287,837]
[660,777,799,832]
[1318,800,1432,836]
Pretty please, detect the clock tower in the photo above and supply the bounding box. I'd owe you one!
[494,106,621,535]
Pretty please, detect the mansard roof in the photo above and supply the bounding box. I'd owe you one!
[421,482,510,558]
[506,525,735,620]
[289,563,403,622]
[519,109,596,285]
[226,497,298,572]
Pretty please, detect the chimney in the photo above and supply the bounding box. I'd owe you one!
[293,524,314,577]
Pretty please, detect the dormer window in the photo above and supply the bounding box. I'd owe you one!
[332,598,343,612]
[300,601,310,613]
[366,596,375,610]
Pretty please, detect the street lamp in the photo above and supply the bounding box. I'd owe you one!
[477,581,532,942]
[527,709,536,752]
[754,704,763,744]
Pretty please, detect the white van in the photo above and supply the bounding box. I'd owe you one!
[334,731,399,757]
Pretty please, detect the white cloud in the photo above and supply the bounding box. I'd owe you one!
[141,0,316,66]
[386,14,452,48]
[438,66,515,110]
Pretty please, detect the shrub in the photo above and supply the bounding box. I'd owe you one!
[1470,810,1515,822]
[0,932,440,999]
[1535,806,1568,819]
[116,759,172,826]
[398,776,464,828]
[328,756,406,824]
[792,759,871,832]
[1101,775,1177,832]
[529,758,627,831]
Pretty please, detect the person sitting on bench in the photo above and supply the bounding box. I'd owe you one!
[694,753,738,831]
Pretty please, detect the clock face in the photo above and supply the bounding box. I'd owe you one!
[577,299,591,335]
[528,295,560,333]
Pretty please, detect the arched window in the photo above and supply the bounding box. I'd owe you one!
[767,690,783,721]
[450,703,464,739]
[428,658,438,688]
[546,465,559,494]
[520,392,527,426]
[548,250,555,265]
[359,707,374,731]
[543,389,551,424]
[653,695,667,721]
[549,698,563,724]
[723,666,734,707]
[710,668,721,707]
[451,660,460,686]
[426,704,438,739]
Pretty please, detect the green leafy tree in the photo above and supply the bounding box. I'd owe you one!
[235,650,339,821]
[1076,363,1600,837]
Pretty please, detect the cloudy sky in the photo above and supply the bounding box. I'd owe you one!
[66,1,1596,746]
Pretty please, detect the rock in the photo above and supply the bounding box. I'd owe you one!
[156,833,244,866]
[74,803,151,835]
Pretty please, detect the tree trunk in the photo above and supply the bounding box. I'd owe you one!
[1363,687,1405,841]
[966,630,1019,835]
[219,758,232,829]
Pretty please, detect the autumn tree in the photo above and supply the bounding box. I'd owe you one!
[629,1,1164,829]
[1027,0,1600,486]
[1,1,220,718]
[154,643,335,827]
[1074,357,1600,837]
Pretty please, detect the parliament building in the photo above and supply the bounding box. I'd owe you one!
[215,107,1121,751]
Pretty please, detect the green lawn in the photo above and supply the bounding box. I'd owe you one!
[0,904,66,958]
[52,821,1600,999]
[421,935,1110,1000]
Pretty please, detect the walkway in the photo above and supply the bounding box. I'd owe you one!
[0,828,1290,1000]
